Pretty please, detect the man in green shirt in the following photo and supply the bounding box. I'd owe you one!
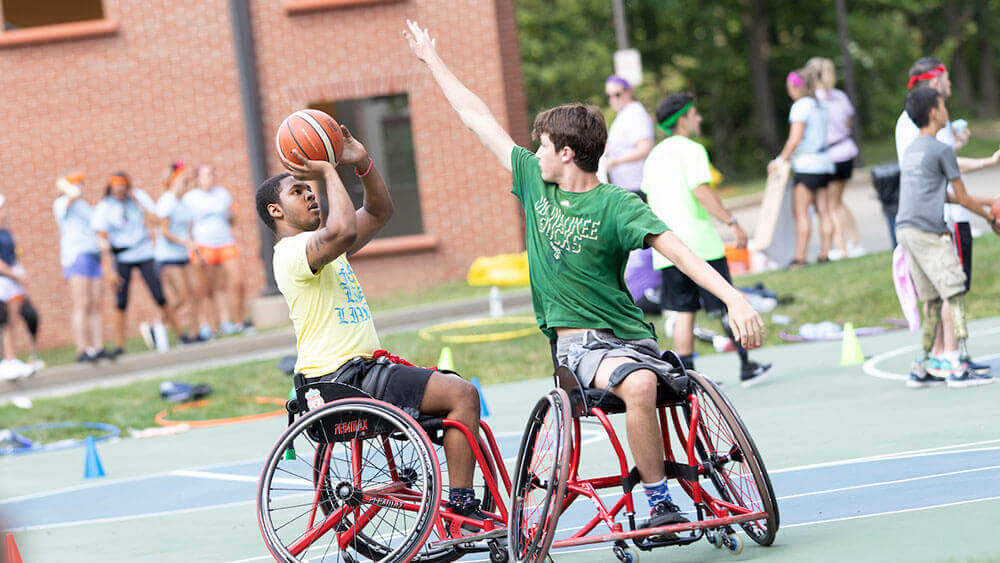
[643,92,773,387]
[406,20,764,530]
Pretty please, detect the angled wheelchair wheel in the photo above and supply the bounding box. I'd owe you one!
[684,372,779,546]
[257,398,441,562]
[508,388,572,563]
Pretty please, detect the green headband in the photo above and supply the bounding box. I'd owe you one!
[657,101,693,134]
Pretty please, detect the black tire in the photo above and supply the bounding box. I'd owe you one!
[257,398,441,562]
[508,389,572,563]
[683,371,779,546]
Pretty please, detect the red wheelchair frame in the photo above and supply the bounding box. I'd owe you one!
[507,362,779,562]
[257,376,517,563]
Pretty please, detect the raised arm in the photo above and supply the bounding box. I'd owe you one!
[692,184,748,248]
[332,125,394,255]
[404,20,516,171]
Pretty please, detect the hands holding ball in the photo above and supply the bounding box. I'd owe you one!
[275,109,372,180]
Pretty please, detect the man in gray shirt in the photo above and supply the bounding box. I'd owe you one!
[896,87,1000,389]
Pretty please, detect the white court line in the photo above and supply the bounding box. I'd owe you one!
[784,494,1000,529]
[770,438,1000,473]
[777,464,1000,500]
[171,469,302,487]
[862,325,1000,381]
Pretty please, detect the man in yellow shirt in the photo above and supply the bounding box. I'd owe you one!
[255,126,485,520]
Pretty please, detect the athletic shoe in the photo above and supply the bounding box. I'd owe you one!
[179,334,200,345]
[846,242,867,258]
[641,500,689,540]
[947,365,995,388]
[77,350,99,364]
[152,322,169,352]
[28,357,45,372]
[103,347,124,361]
[236,322,257,336]
[447,498,490,533]
[0,358,35,381]
[220,320,237,335]
[828,248,844,261]
[906,360,946,388]
[740,361,773,388]
[925,357,952,378]
[139,322,155,350]
[960,356,992,376]
[198,324,215,341]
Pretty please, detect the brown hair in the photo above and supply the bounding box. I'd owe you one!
[531,103,606,173]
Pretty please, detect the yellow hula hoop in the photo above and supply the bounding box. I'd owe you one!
[418,315,537,344]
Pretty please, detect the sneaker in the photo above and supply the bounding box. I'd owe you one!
[139,322,155,350]
[906,361,946,388]
[448,498,490,533]
[925,357,952,378]
[960,357,992,376]
[948,365,995,388]
[740,361,773,388]
[76,350,99,364]
[28,357,45,372]
[0,358,35,381]
[642,500,689,540]
[152,322,170,352]
[179,333,200,345]
[103,347,124,361]
[846,242,867,258]
[220,320,237,335]
[236,322,257,335]
[828,248,844,261]
[198,324,215,341]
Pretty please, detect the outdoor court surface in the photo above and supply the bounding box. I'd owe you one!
[3,316,1000,562]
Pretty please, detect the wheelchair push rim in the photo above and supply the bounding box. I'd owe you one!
[508,388,572,563]
[257,397,442,562]
[683,371,779,546]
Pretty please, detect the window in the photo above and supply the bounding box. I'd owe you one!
[312,94,422,239]
[2,0,103,30]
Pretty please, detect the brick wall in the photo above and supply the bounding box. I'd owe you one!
[0,0,527,351]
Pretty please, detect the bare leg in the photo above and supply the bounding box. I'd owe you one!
[113,309,126,349]
[181,264,199,333]
[223,258,246,324]
[68,277,89,354]
[671,311,696,356]
[161,266,188,335]
[828,178,848,255]
[814,187,834,259]
[792,183,814,263]
[419,372,481,489]
[199,263,220,331]
[87,277,103,351]
[940,300,958,357]
[592,357,663,483]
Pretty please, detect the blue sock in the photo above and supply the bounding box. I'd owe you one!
[642,477,672,511]
[449,487,476,509]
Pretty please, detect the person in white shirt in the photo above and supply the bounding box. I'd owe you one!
[183,165,249,338]
[155,163,199,343]
[806,57,865,260]
[768,67,835,267]
[894,56,1000,378]
[603,76,655,198]
[54,172,105,363]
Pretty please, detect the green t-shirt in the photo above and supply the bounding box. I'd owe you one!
[511,146,669,340]
[641,135,724,269]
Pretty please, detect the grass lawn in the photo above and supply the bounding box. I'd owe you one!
[5,233,999,445]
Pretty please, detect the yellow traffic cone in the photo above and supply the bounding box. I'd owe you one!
[840,322,865,366]
[437,346,454,372]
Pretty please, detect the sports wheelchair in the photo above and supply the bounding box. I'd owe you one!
[257,359,515,562]
[507,351,780,562]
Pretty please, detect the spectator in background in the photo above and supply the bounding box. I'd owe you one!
[769,67,835,268]
[603,76,655,198]
[644,92,772,387]
[92,172,181,356]
[184,165,250,338]
[155,163,200,344]
[807,57,865,260]
[0,195,42,380]
[54,172,106,363]
[895,56,1000,378]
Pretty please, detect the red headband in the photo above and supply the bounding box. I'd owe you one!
[907,64,946,89]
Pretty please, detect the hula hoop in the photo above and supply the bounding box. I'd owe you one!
[1,421,121,456]
[155,396,287,428]
[779,318,908,342]
[417,315,537,343]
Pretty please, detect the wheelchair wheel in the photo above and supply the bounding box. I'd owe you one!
[257,398,441,562]
[508,389,571,563]
[684,372,779,546]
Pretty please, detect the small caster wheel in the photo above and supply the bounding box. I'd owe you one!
[723,533,743,555]
[612,544,639,563]
[489,539,509,563]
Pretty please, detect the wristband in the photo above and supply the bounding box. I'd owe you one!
[728,216,739,226]
[355,156,374,178]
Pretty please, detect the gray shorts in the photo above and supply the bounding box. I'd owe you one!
[555,330,675,388]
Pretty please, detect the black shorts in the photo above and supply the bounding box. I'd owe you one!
[831,159,854,181]
[114,259,166,311]
[660,257,731,315]
[793,173,830,191]
[953,221,973,292]
[306,356,433,419]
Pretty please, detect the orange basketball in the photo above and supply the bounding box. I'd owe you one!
[275,109,344,167]
[991,197,1000,218]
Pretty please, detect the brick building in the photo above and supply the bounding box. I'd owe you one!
[0,0,529,350]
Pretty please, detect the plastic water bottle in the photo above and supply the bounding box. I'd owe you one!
[952,119,968,136]
[489,286,504,318]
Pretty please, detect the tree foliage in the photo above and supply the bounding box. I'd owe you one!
[514,0,999,175]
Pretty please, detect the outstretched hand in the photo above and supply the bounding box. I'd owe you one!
[727,298,765,350]
[403,20,438,63]
[281,149,333,182]
[337,124,369,169]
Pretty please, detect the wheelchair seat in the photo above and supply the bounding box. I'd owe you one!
[553,351,691,418]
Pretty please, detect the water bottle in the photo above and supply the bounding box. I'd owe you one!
[489,286,504,317]
[952,119,968,136]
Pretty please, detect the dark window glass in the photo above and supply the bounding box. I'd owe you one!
[311,94,422,238]
[3,0,103,30]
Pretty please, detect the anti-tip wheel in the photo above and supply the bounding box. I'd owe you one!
[724,534,743,555]
[612,544,639,563]
[706,528,723,548]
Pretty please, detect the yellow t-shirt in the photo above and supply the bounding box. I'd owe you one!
[273,232,380,377]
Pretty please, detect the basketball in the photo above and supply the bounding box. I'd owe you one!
[991,196,1000,218]
[275,109,344,167]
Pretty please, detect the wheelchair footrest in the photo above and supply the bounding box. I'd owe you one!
[427,527,507,549]
[550,511,766,549]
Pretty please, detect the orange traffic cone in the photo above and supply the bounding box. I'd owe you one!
[4,533,23,563]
